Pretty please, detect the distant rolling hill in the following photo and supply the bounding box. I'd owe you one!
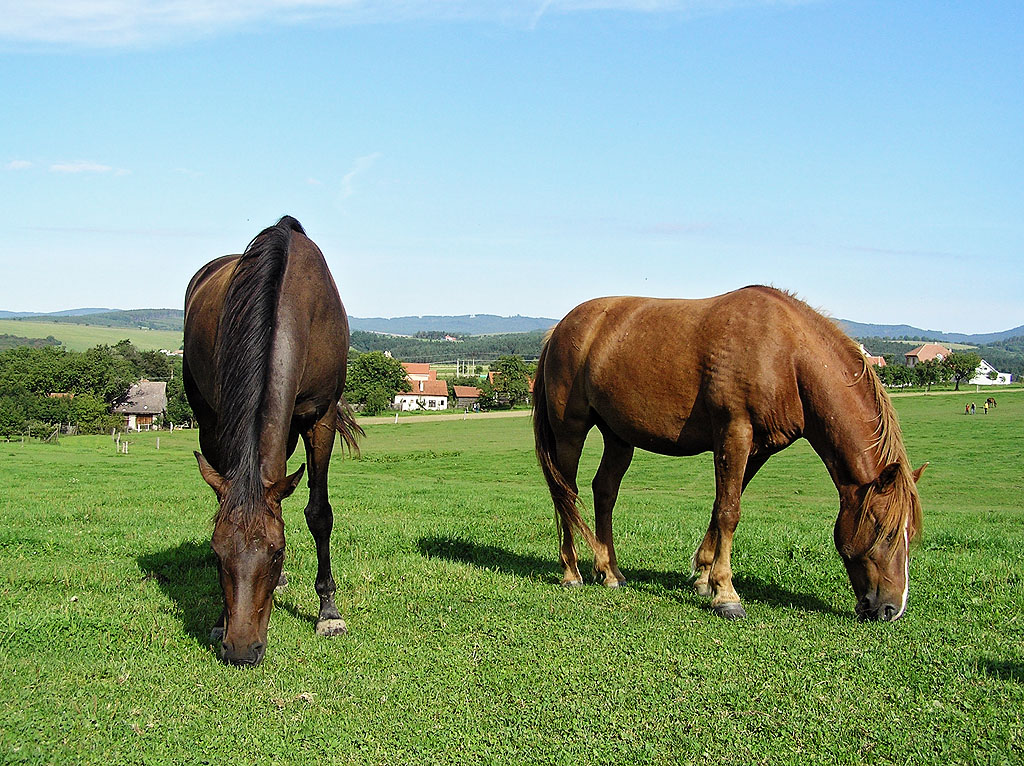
[2,307,1021,347]
[348,314,558,335]
[838,320,1024,345]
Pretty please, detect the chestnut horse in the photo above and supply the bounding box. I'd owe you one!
[184,216,361,665]
[534,286,925,621]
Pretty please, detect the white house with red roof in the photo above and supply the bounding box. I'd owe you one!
[394,363,449,410]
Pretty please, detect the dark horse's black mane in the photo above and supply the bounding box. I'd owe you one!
[216,215,305,500]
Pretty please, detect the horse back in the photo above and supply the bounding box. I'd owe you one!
[542,288,815,455]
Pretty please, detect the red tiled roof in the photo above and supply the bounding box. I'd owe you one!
[905,343,951,362]
[453,385,480,398]
[396,379,448,397]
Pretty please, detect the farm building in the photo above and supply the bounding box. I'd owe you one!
[394,363,449,410]
[859,344,886,367]
[114,379,167,431]
[968,359,1012,386]
[453,385,481,408]
[905,343,951,367]
[394,379,449,411]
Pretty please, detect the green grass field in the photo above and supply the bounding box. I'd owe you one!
[1,393,1021,764]
[0,320,183,352]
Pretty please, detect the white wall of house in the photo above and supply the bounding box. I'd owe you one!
[969,359,1012,386]
[394,394,449,411]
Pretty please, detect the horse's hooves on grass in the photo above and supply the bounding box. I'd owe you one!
[712,603,747,620]
[316,618,348,637]
[693,582,713,598]
[561,579,584,589]
[210,626,224,642]
[604,579,627,588]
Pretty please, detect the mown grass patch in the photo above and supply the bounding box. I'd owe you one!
[0,393,1021,764]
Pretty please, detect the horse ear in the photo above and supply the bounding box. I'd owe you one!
[875,463,901,492]
[912,463,928,483]
[195,451,228,497]
[267,464,305,503]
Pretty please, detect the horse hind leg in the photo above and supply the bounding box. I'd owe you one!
[592,429,633,587]
[301,411,346,637]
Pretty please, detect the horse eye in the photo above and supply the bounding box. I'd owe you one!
[271,547,285,562]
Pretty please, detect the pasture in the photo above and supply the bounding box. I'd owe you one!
[0,320,183,352]
[1,393,1021,764]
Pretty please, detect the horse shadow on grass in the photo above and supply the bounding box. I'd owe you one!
[138,539,322,647]
[138,539,222,647]
[978,657,1024,683]
[416,535,840,617]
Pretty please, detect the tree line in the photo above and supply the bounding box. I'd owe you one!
[344,350,535,415]
[871,351,983,391]
[0,340,192,438]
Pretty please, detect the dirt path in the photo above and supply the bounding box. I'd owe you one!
[358,409,532,426]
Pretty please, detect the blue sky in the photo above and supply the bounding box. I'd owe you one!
[1,1,1021,333]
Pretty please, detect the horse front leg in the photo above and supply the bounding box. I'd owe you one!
[693,451,768,599]
[705,423,755,619]
[301,412,346,637]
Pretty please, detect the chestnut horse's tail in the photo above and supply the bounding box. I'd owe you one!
[532,343,597,553]
[335,396,365,457]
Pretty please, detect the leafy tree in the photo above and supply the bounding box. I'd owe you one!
[475,378,498,411]
[165,362,193,426]
[913,359,943,391]
[345,351,410,410]
[942,351,982,391]
[490,355,531,408]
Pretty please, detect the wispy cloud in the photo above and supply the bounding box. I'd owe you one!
[338,152,381,206]
[5,159,32,170]
[0,1,819,48]
[50,160,113,174]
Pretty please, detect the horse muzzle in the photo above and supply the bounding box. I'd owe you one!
[220,640,267,667]
[856,596,905,622]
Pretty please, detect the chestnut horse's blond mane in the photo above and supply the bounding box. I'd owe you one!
[794,294,923,552]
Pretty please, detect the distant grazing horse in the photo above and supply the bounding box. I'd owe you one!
[184,216,361,666]
[534,287,926,622]
[986,397,997,409]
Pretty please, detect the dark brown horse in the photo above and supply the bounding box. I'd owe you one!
[986,397,997,408]
[184,216,361,665]
[534,286,926,622]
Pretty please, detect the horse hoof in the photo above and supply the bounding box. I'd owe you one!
[712,603,747,620]
[210,626,224,642]
[315,618,348,637]
[561,579,584,588]
[694,582,713,598]
[604,578,627,588]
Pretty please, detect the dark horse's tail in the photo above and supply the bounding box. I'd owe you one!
[335,397,364,456]
[532,340,597,554]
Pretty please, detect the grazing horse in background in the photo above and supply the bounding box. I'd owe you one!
[986,397,997,409]
[184,216,361,666]
[534,286,926,622]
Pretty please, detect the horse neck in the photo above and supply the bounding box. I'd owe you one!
[802,358,889,492]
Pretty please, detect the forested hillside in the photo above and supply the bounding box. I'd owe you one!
[349,330,546,363]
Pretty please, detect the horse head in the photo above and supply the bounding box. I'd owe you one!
[835,462,926,621]
[195,452,304,666]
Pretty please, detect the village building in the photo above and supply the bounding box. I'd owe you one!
[968,359,1012,386]
[394,363,449,410]
[453,385,481,408]
[904,343,951,367]
[114,379,167,431]
[859,344,886,367]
